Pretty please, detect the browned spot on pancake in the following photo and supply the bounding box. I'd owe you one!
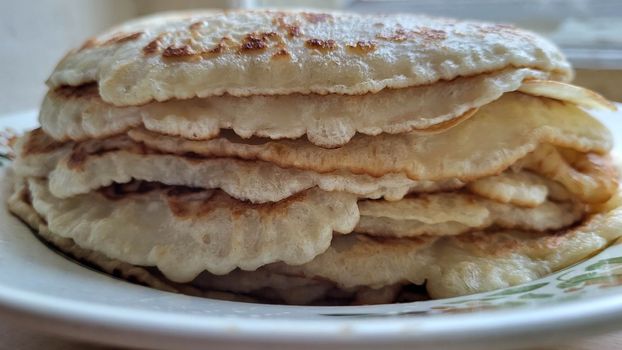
[166,187,214,217]
[346,40,377,54]
[230,206,247,220]
[263,32,280,40]
[240,34,267,52]
[166,189,218,217]
[103,32,144,46]
[67,146,88,170]
[201,37,230,55]
[271,48,290,60]
[238,32,280,53]
[204,45,223,55]
[305,38,337,51]
[240,37,266,52]
[143,38,161,55]
[163,44,196,57]
[21,129,65,156]
[302,12,332,23]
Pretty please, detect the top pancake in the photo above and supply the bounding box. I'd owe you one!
[47,10,572,106]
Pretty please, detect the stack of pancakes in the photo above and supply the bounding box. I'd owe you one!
[8,10,622,305]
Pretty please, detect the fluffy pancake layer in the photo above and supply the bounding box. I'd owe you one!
[40,70,614,148]
[42,68,542,147]
[47,11,571,104]
[125,93,613,182]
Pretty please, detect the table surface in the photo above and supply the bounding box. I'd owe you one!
[1,320,621,350]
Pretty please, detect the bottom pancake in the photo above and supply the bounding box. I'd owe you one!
[8,176,622,304]
[7,179,423,305]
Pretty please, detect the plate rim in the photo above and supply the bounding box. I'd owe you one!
[2,279,622,348]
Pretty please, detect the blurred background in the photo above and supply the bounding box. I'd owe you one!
[1,0,621,114]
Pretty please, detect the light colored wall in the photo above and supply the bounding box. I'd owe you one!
[0,0,137,114]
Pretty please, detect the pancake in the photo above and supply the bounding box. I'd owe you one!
[123,93,617,203]
[12,130,462,203]
[41,72,615,148]
[127,93,612,182]
[17,177,359,281]
[40,68,539,147]
[46,11,571,105]
[7,9,621,305]
[12,125,614,204]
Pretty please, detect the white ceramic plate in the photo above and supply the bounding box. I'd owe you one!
[1,109,622,350]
